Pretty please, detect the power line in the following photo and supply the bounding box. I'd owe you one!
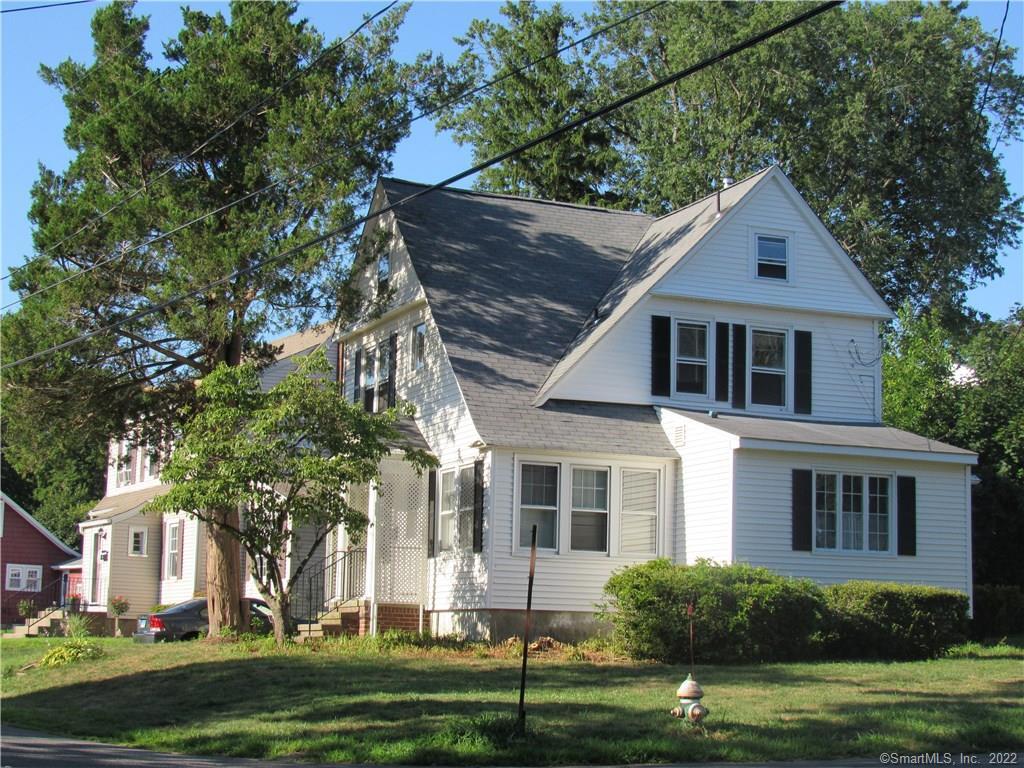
[3,0,665,310]
[2,0,841,372]
[1,0,93,14]
[0,0,398,283]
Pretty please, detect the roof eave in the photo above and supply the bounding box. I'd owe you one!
[736,437,977,465]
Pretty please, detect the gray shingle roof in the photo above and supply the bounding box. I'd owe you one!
[668,409,976,460]
[380,179,676,458]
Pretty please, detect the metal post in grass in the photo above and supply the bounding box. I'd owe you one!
[516,524,538,736]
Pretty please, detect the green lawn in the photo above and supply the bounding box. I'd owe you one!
[1,635,1021,764]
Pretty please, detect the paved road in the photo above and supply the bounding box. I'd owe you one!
[1,727,1017,768]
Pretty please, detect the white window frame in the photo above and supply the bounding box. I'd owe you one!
[513,456,665,559]
[750,227,795,284]
[673,320,711,398]
[438,469,457,553]
[412,323,427,372]
[166,521,181,579]
[6,564,42,591]
[812,469,894,555]
[516,461,560,552]
[362,346,377,412]
[569,465,610,554]
[620,468,660,556]
[128,526,148,557]
[749,326,790,411]
[116,440,133,487]
[377,254,391,294]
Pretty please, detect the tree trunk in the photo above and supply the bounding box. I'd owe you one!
[268,591,291,647]
[206,507,242,636]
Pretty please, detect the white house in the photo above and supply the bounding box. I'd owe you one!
[323,165,975,640]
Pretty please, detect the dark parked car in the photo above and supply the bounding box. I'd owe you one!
[133,598,274,642]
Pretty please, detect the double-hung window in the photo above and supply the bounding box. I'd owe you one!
[6,564,42,592]
[756,235,788,280]
[570,467,608,553]
[412,323,426,372]
[437,465,476,551]
[377,254,390,294]
[117,440,133,487]
[519,463,558,549]
[166,521,181,579]
[620,469,658,554]
[816,471,891,552]
[376,343,392,411]
[751,329,786,406]
[362,347,377,412]
[129,527,148,557]
[675,321,708,395]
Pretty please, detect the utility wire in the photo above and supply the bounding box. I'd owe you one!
[0,0,398,284]
[1,0,93,14]
[2,0,842,372]
[3,0,665,310]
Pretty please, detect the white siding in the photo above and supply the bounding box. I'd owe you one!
[551,296,881,422]
[659,409,736,564]
[487,448,673,613]
[259,340,338,391]
[733,450,971,594]
[657,175,886,317]
[158,514,205,606]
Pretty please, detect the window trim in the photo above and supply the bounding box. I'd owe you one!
[748,326,790,411]
[438,469,456,553]
[750,227,795,284]
[516,460,561,552]
[377,254,391,295]
[6,564,42,592]
[362,346,377,412]
[620,468,660,556]
[128,526,148,557]
[812,469,894,555]
[513,456,665,559]
[166,520,182,580]
[116,440,133,487]
[669,314,715,403]
[412,322,427,372]
[569,464,610,554]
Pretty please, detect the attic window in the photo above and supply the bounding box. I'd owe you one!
[756,235,788,280]
[377,254,390,294]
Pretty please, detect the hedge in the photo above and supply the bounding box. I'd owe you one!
[600,560,825,663]
[601,560,969,663]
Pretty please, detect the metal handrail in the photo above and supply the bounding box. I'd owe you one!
[20,575,69,634]
[304,547,366,636]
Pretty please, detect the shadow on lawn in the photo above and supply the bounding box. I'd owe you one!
[3,654,1021,764]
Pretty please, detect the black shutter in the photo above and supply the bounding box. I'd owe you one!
[897,476,916,556]
[387,333,398,408]
[352,349,361,404]
[472,459,484,554]
[715,322,730,402]
[651,315,671,396]
[427,471,437,558]
[732,324,747,409]
[337,342,346,390]
[792,469,812,551]
[795,330,813,415]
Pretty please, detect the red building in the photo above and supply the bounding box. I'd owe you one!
[1,492,80,626]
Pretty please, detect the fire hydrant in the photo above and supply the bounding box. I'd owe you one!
[670,673,708,724]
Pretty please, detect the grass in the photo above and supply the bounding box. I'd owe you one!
[1,633,1021,765]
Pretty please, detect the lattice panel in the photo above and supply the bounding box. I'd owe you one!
[375,459,427,603]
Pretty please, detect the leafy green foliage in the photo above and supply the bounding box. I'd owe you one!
[970,584,1024,641]
[17,600,36,620]
[148,349,436,644]
[1,0,424,558]
[822,581,969,660]
[603,561,969,662]
[62,613,93,640]
[39,638,105,667]
[427,1,1023,319]
[601,559,825,663]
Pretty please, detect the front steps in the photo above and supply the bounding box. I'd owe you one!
[6,607,68,638]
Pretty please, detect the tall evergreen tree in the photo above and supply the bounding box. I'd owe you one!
[2,0,421,633]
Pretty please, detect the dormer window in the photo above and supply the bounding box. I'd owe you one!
[377,254,390,294]
[756,235,788,280]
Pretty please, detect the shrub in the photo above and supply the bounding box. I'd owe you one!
[601,560,825,663]
[822,581,968,660]
[17,599,36,620]
[970,584,1024,640]
[62,612,92,640]
[39,639,105,667]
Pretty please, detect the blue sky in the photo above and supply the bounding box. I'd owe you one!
[2,0,1021,319]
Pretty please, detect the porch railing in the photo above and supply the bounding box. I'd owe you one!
[304,548,366,632]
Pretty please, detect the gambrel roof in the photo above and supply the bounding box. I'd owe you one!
[380,179,677,457]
